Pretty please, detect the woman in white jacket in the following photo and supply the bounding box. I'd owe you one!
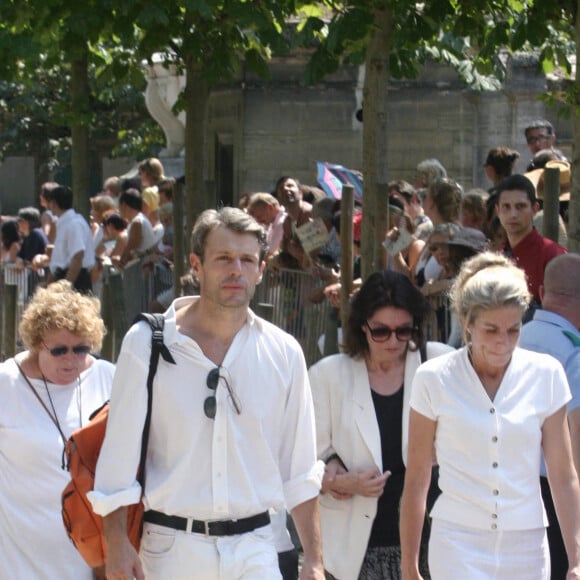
[309,270,453,580]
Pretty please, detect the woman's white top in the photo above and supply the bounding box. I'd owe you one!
[410,347,571,531]
[0,355,114,579]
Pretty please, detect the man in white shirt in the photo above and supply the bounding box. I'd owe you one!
[520,253,580,579]
[89,207,324,580]
[47,185,95,293]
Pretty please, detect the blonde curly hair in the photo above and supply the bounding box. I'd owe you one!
[19,281,106,352]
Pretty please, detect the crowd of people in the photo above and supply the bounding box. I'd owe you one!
[0,157,175,303]
[0,119,579,580]
[241,119,570,351]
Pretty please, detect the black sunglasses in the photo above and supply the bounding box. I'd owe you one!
[204,367,241,419]
[42,342,92,357]
[526,134,551,145]
[365,322,416,343]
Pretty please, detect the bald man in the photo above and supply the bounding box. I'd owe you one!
[520,253,580,580]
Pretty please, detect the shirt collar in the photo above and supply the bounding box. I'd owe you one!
[163,296,259,347]
[532,308,579,335]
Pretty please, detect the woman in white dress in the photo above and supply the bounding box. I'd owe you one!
[0,281,114,580]
[400,252,580,579]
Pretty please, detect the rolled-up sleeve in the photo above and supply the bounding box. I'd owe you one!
[88,325,150,516]
[278,345,323,511]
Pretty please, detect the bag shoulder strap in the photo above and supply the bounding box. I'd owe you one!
[16,362,69,462]
[132,313,176,489]
[419,341,427,364]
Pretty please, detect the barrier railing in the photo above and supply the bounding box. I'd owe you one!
[424,291,452,345]
[252,267,333,366]
[0,261,454,365]
[0,264,47,361]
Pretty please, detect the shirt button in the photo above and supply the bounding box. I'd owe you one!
[492,462,498,468]
[492,436,498,442]
[492,523,497,530]
[491,513,498,519]
[493,489,499,496]
[490,407,496,414]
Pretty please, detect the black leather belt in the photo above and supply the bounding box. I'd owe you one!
[144,510,270,536]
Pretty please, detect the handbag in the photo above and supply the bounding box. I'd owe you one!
[61,313,175,568]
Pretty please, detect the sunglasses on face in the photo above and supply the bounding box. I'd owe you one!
[365,322,416,343]
[42,342,92,357]
[526,134,551,145]
[204,367,241,419]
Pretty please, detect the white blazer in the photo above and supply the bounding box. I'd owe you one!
[308,342,453,580]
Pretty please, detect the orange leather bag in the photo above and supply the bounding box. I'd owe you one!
[61,402,144,567]
[61,313,175,569]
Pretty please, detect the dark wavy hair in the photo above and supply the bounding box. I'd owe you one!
[344,270,429,359]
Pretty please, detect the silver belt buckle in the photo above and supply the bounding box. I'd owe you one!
[204,520,212,536]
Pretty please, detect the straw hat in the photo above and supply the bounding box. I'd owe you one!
[524,160,571,201]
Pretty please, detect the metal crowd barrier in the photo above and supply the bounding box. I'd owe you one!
[424,291,453,345]
[0,258,174,362]
[0,260,454,366]
[252,267,333,366]
[100,257,174,361]
[0,264,48,361]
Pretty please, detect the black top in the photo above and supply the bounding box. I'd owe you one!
[18,228,48,262]
[368,385,405,547]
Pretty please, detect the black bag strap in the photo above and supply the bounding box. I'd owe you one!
[419,341,427,364]
[133,313,176,491]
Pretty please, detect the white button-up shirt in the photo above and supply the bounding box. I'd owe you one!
[410,347,570,531]
[50,209,95,272]
[89,297,323,520]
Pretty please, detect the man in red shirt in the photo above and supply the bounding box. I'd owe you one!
[496,174,566,309]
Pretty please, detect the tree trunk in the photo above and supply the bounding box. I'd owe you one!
[71,46,91,219]
[570,0,580,253]
[184,56,210,248]
[360,4,393,279]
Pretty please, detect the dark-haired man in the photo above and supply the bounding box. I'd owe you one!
[524,119,557,156]
[496,174,566,309]
[47,186,95,293]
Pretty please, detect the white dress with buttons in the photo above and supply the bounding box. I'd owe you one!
[410,347,571,579]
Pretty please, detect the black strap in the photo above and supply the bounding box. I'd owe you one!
[16,362,68,446]
[419,341,427,364]
[132,313,176,492]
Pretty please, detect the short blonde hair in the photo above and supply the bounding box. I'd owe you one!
[450,251,530,326]
[19,281,106,352]
[141,186,160,212]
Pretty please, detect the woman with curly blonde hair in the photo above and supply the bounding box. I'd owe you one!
[0,280,114,579]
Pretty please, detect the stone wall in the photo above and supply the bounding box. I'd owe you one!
[0,54,569,216]
[205,54,568,201]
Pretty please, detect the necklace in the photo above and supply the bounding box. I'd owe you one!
[41,374,83,469]
[16,361,84,469]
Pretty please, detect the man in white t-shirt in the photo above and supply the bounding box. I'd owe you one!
[47,186,95,293]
